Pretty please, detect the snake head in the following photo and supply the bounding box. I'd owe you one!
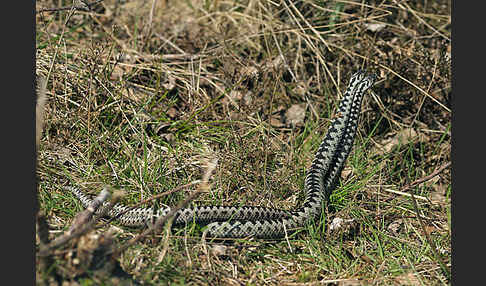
[349,70,377,93]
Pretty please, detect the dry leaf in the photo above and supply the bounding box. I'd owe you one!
[329,217,355,232]
[387,219,404,235]
[166,107,178,119]
[162,75,176,91]
[337,279,363,286]
[270,117,284,128]
[430,183,449,204]
[364,23,386,32]
[374,128,428,154]
[285,104,306,126]
[229,90,243,101]
[243,91,253,106]
[293,81,307,97]
[210,245,227,257]
[394,273,420,285]
[263,56,284,71]
[241,66,259,79]
[341,167,353,180]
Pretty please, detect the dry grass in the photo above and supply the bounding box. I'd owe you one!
[36,0,451,285]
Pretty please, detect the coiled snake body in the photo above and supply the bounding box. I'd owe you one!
[69,71,376,238]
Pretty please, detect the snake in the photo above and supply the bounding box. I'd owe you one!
[68,70,376,239]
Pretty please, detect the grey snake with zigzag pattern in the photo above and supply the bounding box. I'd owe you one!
[68,70,376,238]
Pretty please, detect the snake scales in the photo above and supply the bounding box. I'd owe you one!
[69,70,376,238]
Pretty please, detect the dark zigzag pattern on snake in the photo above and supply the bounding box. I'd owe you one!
[68,70,376,238]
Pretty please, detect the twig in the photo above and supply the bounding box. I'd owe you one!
[68,188,111,233]
[35,74,54,275]
[410,191,450,281]
[102,180,200,227]
[38,188,115,256]
[36,212,56,272]
[381,188,428,201]
[35,75,50,259]
[373,162,450,202]
[36,77,47,150]
[400,161,450,193]
[36,0,103,13]
[146,0,157,39]
[112,158,218,258]
[405,162,451,281]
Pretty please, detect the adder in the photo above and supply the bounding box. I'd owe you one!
[68,70,376,239]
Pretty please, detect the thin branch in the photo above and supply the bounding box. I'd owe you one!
[405,162,451,281]
[38,188,116,256]
[36,0,103,13]
[102,180,201,227]
[67,188,111,233]
[36,77,47,149]
[400,161,451,193]
[112,158,218,258]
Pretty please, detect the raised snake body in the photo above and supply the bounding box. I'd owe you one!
[69,71,376,238]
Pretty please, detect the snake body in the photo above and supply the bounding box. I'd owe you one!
[69,70,376,238]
